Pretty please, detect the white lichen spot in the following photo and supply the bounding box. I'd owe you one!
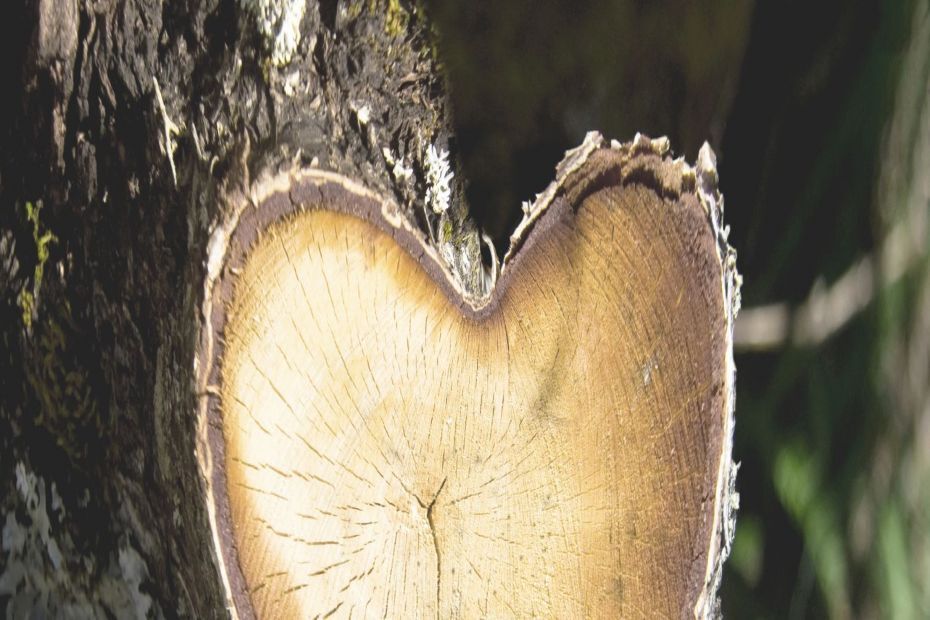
[240,0,307,66]
[282,69,301,96]
[14,462,37,505]
[382,148,413,183]
[118,546,153,618]
[355,104,371,126]
[392,157,413,183]
[424,144,453,215]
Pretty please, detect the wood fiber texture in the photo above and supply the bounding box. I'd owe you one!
[217,169,726,618]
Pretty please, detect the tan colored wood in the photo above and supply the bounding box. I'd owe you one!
[219,176,727,617]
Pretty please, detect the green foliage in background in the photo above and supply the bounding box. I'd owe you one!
[723,1,928,617]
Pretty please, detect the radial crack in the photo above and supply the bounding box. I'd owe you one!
[414,477,447,618]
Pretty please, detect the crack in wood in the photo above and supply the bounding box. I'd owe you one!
[413,477,447,619]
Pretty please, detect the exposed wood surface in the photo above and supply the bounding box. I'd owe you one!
[207,143,733,618]
[1,0,739,615]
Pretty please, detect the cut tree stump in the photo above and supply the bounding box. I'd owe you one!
[197,134,740,619]
[0,1,739,618]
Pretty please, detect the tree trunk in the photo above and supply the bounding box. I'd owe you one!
[0,1,738,618]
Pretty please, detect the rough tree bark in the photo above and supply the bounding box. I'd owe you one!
[0,1,739,618]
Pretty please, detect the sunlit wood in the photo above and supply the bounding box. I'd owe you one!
[219,175,726,617]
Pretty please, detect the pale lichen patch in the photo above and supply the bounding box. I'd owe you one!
[0,462,159,618]
[424,144,453,215]
[392,157,413,182]
[239,0,307,67]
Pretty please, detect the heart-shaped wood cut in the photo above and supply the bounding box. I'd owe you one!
[196,133,739,619]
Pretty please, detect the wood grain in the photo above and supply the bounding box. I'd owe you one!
[219,176,725,618]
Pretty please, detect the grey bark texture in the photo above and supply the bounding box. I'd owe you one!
[0,1,465,616]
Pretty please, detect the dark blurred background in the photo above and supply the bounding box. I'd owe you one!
[427,0,930,617]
